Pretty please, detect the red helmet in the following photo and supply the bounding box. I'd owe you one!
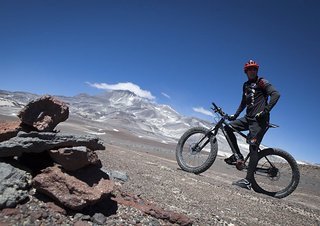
[244,59,259,72]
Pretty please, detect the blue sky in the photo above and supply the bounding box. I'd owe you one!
[1,0,319,164]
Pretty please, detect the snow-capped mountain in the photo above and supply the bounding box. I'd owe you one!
[0,89,214,143]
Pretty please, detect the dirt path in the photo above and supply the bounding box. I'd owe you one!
[97,136,320,226]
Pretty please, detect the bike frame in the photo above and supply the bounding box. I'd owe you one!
[210,118,255,162]
[207,109,270,163]
[193,103,274,164]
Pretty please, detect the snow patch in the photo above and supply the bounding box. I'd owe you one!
[84,131,106,135]
[0,98,15,107]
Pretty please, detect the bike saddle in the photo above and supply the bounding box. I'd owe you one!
[268,123,279,128]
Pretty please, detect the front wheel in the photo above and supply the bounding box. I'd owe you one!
[251,148,300,198]
[176,127,218,174]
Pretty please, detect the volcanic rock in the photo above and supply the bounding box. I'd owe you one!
[0,131,105,158]
[113,191,193,226]
[18,95,69,132]
[0,162,32,209]
[49,146,102,171]
[0,121,21,142]
[32,165,114,210]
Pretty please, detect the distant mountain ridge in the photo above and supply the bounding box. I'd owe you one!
[0,89,213,143]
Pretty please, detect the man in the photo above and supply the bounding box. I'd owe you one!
[224,59,280,190]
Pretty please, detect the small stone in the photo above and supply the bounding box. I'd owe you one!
[74,220,92,226]
[91,213,106,225]
[101,168,129,182]
[73,213,84,220]
[30,211,42,221]
[81,215,91,221]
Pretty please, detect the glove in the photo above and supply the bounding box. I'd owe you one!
[228,114,238,121]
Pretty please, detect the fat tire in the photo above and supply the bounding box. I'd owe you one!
[251,148,300,198]
[176,127,218,174]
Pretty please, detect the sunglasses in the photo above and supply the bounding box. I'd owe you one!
[246,67,258,72]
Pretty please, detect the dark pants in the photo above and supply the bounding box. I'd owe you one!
[225,115,269,181]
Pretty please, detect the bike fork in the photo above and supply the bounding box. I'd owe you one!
[193,131,214,151]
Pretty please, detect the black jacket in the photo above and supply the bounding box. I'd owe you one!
[235,77,280,118]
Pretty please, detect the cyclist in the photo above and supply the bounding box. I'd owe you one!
[224,59,280,190]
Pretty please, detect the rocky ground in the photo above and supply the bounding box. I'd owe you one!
[96,142,320,226]
[1,116,320,225]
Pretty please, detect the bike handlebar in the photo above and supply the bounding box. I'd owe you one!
[211,102,228,118]
[212,102,218,110]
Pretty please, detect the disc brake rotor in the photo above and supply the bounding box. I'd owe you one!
[268,167,280,181]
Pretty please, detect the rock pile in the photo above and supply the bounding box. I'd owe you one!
[0,95,113,212]
[0,95,193,225]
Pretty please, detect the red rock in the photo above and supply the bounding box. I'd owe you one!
[18,95,69,132]
[0,208,20,216]
[113,191,193,226]
[73,221,92,226]
[32,166,114,210]
[0,121,21,142]
[49,146,101,171]
[45,202,67,215]
[30,211,43,221]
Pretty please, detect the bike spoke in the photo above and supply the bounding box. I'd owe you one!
[254,154,293,194]
[181,133,211,168]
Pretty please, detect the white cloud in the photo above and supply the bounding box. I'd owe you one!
[161,92,171,99]
[87,82,155,100]
[193,107,214,116]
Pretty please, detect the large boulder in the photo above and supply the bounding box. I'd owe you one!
[32,165,114,210]
[49,146,102,171]
[0,121,21,142]
[0,162,32,209]
[18,95,69,132]
[0,131,105,158]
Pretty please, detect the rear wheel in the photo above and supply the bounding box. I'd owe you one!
[176,127,218,174]
[251,148,300,198]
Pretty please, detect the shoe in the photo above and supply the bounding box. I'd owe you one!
[224,154,237,165]
[224,154,243,165]
[232,178,252,190]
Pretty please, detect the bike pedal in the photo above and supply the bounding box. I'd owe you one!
[236,160,246,171]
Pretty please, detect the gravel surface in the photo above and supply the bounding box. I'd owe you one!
[1,118,320,225]
[97,138,320,226]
